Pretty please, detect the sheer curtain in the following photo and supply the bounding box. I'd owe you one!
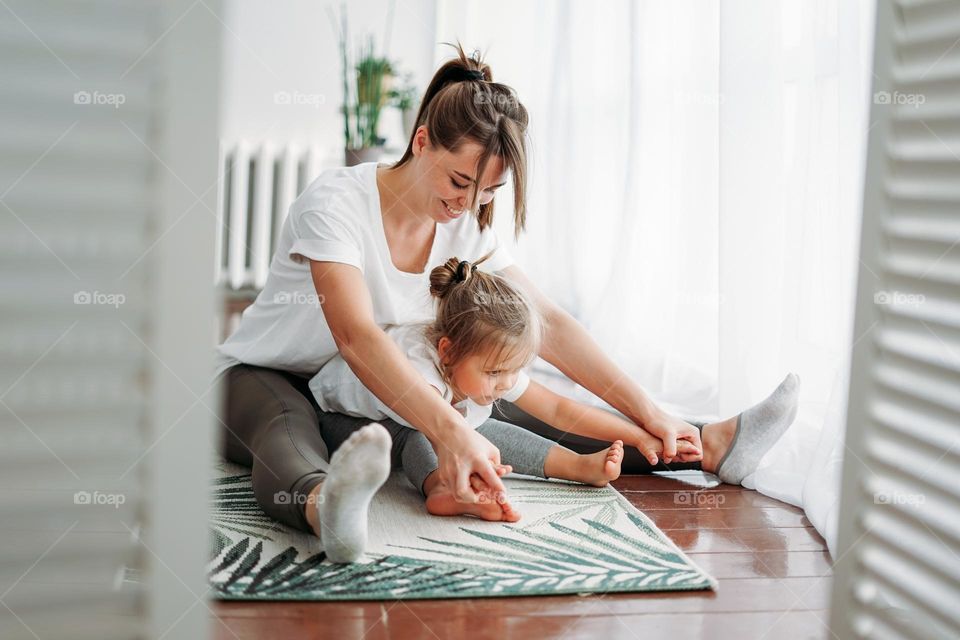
[436,0,875,553]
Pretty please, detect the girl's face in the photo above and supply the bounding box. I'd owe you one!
[438,338,530,405]
[410,127,508,224]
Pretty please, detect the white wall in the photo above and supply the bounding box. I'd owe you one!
[219,0,437,164]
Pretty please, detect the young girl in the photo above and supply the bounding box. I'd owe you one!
[310,253,699,521]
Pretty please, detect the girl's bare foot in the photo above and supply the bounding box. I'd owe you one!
[425,483,522,522]
[577,440,624,487]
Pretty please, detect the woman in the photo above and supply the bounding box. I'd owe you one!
[216,47,798,562]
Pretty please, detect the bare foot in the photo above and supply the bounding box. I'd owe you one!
[425,484,522,522]
[577,440,624,487]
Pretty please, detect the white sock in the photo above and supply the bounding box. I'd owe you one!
[316,423,392,563]
[716,373,800,485]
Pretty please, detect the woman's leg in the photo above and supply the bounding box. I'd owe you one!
[319,412,427,489]
[491,401,704,473]
[219,364,332,533]
[220,364,392,563]
[494,373,800,483]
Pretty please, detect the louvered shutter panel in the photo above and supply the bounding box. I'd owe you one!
[831,0,960,638]
[0,1,218,638]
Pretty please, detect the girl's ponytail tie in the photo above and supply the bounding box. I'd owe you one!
[455,260,471,283]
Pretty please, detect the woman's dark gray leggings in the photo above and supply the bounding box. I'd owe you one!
[219,364,553,534]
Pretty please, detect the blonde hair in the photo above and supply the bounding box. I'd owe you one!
[426,253,542,389]
[393,44,529,239]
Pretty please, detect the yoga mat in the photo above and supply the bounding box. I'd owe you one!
[208,459,717,600]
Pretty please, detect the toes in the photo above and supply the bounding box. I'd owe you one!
[500,502,522,522]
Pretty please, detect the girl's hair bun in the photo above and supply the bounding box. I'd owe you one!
[429,257,463,299]
[429,256,482,298]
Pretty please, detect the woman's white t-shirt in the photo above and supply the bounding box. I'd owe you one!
[308,324,530,430]
[214,162,513,378]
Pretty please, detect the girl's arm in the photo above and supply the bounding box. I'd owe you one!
[310,260,506,502]
[512,381,700,463]
[497,264,701,463]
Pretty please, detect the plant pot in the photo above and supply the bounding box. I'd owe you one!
[345,146,385,167]
[356,70,393,108]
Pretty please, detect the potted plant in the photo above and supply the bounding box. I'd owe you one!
[331,6,395,166]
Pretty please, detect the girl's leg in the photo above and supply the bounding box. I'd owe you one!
[477,419,625,486]
[475,418,555,478]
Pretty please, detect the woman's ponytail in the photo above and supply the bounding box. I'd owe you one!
[393,44,529,239]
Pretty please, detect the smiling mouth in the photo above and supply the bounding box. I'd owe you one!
[442,200,465,217]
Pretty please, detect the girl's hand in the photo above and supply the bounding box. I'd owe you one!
[641,412,703,464]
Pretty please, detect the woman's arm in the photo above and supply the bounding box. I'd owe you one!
[311,260,506,502]
[498,265,702,463]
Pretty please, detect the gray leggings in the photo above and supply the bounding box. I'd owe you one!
[320,412,554,495]
[218,364,554,534]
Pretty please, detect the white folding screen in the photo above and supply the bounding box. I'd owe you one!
[0,1,220,638]
[831,0,960,638]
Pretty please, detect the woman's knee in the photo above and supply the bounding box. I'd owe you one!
[250,461,321,533]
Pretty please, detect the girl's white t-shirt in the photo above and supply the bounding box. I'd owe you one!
[214,162,513,378]
[308,324,530,430]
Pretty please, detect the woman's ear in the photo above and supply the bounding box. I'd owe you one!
[412,126,430,157]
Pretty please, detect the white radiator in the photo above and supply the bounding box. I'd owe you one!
[215,141,324,291]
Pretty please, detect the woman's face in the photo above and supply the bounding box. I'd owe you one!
[410,126,508,224]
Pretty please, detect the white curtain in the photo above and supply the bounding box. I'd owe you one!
[436,0,875,554]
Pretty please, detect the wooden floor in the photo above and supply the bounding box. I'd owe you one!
[211,472,834,639]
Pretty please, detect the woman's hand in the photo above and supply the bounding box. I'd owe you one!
[642,412,703,464]
[432,423,509,504]
[632,421,702,465]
